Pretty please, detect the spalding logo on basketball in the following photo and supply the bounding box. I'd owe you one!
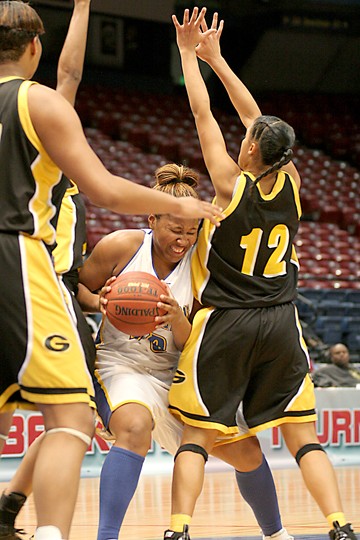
[105,271,168,335]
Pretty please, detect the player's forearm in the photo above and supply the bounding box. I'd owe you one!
[208,55,261,128]
[180,50,210,118]
[172,318,192,351]
[76,282,100,313]
[56,1,91,104]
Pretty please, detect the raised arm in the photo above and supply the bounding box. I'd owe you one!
[197,12,301,188]
[196,13,261,129]
[56,0,91,105]
[173,7,240,205]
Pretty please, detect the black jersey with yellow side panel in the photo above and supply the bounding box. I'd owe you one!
[0,77,65,246]
[53,180,86,277]
[192,170,301,308]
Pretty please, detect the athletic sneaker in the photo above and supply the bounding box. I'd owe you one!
[164,524,190,539]
[329,522,358,540]
[0,492,26,530]
[0,523,25,539]
[0,491,27,539]
[263,528,294,540]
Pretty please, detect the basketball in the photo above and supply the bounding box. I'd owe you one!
[105,271,168,335]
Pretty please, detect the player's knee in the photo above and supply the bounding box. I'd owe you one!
[295,443,326,466]
[116,423,152,454]
[174,443,208,463]
[110,406,153,449]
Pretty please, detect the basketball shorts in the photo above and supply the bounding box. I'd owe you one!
[60,275,97,373]
[169,302,317,441]
[0,233,95,410]
[94,355,184,456]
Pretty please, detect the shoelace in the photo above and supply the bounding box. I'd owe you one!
[333,522,349,540]
[182,524,190,540]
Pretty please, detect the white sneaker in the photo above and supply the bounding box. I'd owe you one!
[34,525,63,540]
[263,528,294,540]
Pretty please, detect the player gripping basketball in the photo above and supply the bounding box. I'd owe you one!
[104,271,168,335]
[78,163,200,540]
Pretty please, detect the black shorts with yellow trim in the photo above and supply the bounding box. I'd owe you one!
[0,233,95,410]
[168,303,316,440]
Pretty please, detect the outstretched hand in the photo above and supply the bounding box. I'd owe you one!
[196,12,224,64]
[172,7,216,53]
[173,196,224,227]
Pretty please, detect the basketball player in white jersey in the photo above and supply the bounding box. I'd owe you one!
[78,163,200,540]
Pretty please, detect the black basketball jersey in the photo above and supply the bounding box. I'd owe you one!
[192,171,301,308]
[53,181,86,277]
[0,77,66,246]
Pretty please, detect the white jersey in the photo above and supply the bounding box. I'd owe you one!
[94,230,194,454]
[97,229,194,377]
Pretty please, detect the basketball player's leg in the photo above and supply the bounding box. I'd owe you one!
[281,422,351,528]
[33,402,95,540]
[97,403,152,540]
[5,432,44,497]
[213,437,288,538]
[281,423,358,540]
[168,424,218,535]
[0,432,44,535]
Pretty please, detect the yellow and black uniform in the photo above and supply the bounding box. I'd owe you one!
[53,180,87,289]
[169,171,316,440]
[53,180,96,372]
[0,77,95,410]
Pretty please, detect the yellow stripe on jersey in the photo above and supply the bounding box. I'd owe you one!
[291,244,300,268]
[191,217,215,303]
[251,170,302,217]
[53,189,77,275]
[192,174,247,302]
[18,81,62,245]
[256,171,286,200]
[0,76,24,83]
[288,174,302,219]
[66,180,80,196]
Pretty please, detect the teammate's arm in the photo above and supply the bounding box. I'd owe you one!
[56,0,91,105]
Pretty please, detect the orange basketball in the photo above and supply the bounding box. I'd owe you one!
[105,271,168,335]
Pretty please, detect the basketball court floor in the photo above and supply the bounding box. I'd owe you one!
[2,465,358,540]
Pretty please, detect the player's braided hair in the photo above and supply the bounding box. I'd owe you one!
[250,115,295,193]
[0,1,44,62]
[153,163,199,199]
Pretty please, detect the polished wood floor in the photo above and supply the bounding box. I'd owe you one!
[2,466,359,539]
